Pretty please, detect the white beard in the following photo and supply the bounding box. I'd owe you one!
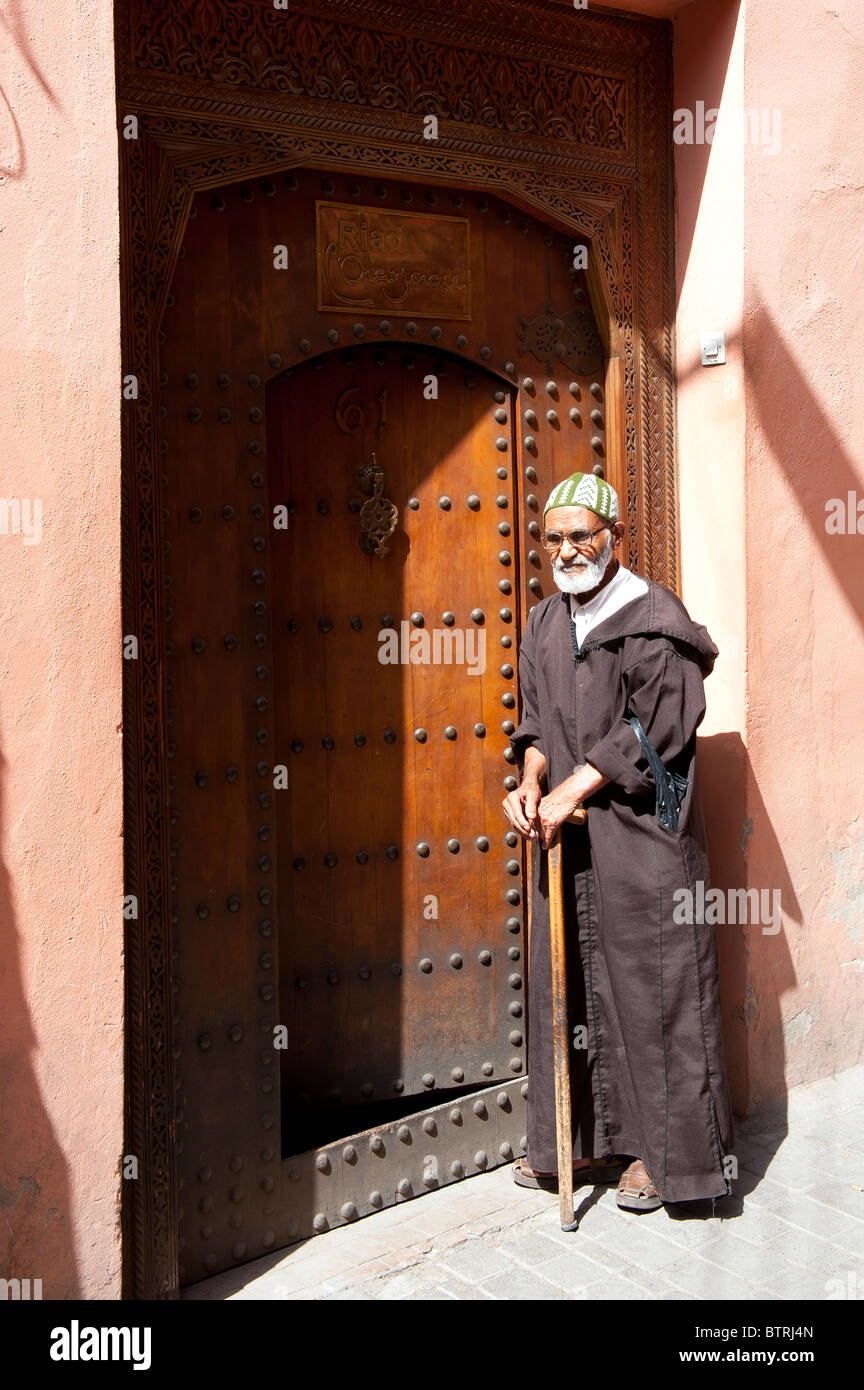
[552,533,615,596]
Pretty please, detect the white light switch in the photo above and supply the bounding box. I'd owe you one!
[700,332,726,366]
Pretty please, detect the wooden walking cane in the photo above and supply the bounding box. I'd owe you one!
[546,807,588,1231]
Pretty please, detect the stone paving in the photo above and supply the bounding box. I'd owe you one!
[184,1063,864,1301]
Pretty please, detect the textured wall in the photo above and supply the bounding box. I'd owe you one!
[741,0,864,1102]
[674,0,750,1107]
[0,2,123,1295]
[675,0,864,1111]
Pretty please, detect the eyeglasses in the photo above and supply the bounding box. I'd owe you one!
[539,523,609,553]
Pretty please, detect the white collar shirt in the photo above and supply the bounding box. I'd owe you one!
[569,563,649,650]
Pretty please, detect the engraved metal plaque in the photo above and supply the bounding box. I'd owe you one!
[317,202,471,319]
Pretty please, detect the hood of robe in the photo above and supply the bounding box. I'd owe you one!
[557,574,719,677]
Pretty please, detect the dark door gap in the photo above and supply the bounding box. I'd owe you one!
[282,1082,486,1156]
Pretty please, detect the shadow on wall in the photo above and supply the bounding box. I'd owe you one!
[674,0,864,1109]
[698,732,797,1131]
[678,295,864,630]
[743,289,864,630]
[738,290,864,1107]
[0,0,62,180]
[0,750,80,1296]
[673,0,742,297]
[674,0,863,625]
[683,289,864,1113]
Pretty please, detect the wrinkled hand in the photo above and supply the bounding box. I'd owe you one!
[537,777,584,850]
[501,780,542,841]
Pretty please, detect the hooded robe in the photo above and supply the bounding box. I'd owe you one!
[510,576,734,1203]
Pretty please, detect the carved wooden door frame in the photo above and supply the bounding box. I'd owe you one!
[117,0,677,1298]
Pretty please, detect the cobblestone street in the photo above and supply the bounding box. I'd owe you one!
[184,1063,864,1302]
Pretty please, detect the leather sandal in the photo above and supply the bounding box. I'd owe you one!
[513,1155,629,1191]
[616,1158,662,1211]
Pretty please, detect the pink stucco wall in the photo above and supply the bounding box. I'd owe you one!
[741,0,864,1102]
[0,3,123,1295]
[673,0,751,1107]
[674,0,864,1111]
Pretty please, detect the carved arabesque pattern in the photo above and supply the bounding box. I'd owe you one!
[121,129,178,1301]
[636,25,677,587]
[129,2,629,154]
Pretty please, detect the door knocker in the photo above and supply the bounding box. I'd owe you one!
[357,453,399,556]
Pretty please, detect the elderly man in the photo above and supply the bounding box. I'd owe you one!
[502,471,733,1210]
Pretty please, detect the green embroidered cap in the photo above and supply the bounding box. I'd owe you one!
[543,471,620,522]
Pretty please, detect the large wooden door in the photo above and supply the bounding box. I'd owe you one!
[121,0,677,1300]
[268,347,524,1156]
[158,165,623,1280]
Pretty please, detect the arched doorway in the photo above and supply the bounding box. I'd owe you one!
[158,165,620,1283]
[268,345,524,1163]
